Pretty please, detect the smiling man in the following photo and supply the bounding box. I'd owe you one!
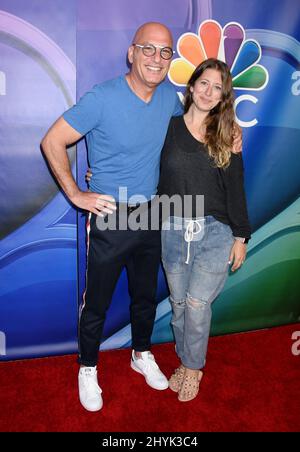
[127,22,174,98]
[41,22,183,412]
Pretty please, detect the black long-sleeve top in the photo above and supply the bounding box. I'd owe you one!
[157,116,251,238]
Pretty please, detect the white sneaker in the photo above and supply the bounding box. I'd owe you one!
[78,366,103,412]
[130,351,168,390]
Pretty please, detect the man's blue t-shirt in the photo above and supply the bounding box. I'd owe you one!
[63,75,183,202]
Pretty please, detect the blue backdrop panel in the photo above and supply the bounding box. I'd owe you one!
[0,0,300,360]
[0,1,78,359]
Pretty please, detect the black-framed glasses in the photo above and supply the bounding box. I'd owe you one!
[133,43,175,60]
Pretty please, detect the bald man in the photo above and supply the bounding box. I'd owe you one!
[41,22,183,411]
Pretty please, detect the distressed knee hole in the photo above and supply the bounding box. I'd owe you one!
[187,294,207,309]
[170,296,185,307]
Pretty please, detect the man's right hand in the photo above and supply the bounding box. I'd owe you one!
[70,191,116,217]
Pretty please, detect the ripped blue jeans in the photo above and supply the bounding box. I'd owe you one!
[161,216,234,370]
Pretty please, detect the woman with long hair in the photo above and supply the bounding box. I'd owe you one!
[158,58,251,402]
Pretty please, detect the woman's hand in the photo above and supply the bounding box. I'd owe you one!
[85,168,92,183]
[229,240,247,272]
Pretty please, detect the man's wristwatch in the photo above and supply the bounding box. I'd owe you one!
[234,237,250,244]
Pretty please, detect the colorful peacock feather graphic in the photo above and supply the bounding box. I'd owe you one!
[168,20,268,90]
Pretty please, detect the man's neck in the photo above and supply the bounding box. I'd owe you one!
[126,73,157,103]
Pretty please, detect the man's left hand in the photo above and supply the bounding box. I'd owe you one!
[232,124,242,154]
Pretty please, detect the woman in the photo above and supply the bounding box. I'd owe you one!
[158,58,251,402]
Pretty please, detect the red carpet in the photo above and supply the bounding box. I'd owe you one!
[0,323,299,432]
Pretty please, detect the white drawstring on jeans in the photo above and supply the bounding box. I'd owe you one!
[184,219,203,264]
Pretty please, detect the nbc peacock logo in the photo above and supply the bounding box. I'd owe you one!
[169,20,269,91]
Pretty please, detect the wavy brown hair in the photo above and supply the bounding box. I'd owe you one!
[184,58,237,168]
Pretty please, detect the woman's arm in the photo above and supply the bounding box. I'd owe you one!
[223,153,251,271]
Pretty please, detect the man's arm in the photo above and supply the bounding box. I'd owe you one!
[41,117,116,216]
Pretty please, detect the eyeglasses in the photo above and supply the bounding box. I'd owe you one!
[133,44,175,60]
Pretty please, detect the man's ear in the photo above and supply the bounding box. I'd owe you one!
[128,46,134,64]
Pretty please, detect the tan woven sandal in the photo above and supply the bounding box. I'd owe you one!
[168,365,186,392]
[178,370,203,402]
